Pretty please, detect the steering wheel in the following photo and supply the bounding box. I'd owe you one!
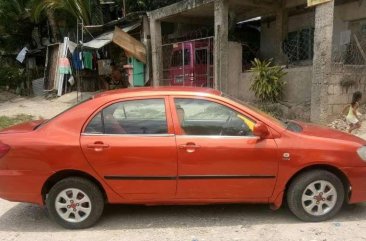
[219,114,234,136]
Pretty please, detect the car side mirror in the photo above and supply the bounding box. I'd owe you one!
[253,122,269,139]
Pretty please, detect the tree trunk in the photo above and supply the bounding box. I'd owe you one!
[46,9,61,43]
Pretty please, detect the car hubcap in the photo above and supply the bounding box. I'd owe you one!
[301,180,337,216]
[55,188,92,223]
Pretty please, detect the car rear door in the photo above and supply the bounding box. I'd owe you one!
[80,96,177,199]
[170,96,279,199]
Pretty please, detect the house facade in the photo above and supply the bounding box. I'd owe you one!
[148,0,366,123]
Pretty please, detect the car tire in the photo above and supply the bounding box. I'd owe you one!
[46,177,104,229]
[287,170,344,222]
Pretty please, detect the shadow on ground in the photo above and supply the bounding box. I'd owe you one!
[0,202,365,232]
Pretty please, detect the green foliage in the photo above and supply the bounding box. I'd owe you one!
[123,0,181,12]
[0,0,34,51]
[250,58,287,103]
[0,114,34,130]
[31,0,102,26]
[0,62,25,89]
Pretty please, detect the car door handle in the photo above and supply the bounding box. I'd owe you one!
[87,142,109,152]
[179,143,200,153]
[179,144,201,149]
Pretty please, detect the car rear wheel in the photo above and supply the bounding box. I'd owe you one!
[46,177,104,229]
[287,170,344,222]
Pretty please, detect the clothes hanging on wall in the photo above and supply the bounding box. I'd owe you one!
[72,49,101,71]
[93,52,98,70]
[59,57,72,74]
[83,51,93,70]
[72,51,83,70]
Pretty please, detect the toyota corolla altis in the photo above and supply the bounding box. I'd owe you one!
[1,87,366,229]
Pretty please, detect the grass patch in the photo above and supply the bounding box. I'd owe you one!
[0,114,34,130]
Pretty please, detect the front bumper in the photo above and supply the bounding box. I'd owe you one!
[0,170,50,205]
[342,167,366,204]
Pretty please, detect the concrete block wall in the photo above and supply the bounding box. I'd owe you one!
[236,66,312,105]
[235,65,366,120]
[225,42,243,97]
[233,66,312,121]
[282,67,312,103]
[327,66,366,117]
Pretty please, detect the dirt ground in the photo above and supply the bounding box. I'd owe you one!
[1,201,366,241]
[2,92,366,240]
[0,91,93,119]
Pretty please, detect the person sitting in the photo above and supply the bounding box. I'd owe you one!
[103,106,126,134]
[110,63,130,89]
[176,105,186,135]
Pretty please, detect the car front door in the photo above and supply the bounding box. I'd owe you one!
[171,96,279,199]
[80,97,177,199]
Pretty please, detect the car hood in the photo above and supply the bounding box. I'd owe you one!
[0,120,46,134]
[295,121,366,145]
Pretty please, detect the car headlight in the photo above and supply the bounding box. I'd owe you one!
[357,146,366,161]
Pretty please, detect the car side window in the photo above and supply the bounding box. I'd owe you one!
[84,113,103,134]
[175,98,255,136]
[85,99,168,135]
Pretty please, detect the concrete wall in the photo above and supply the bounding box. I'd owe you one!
[260,0,366,61]
[260,20,277,60]
[333,0,366,50]
[260,11,315,60]
[223,43,312,105]
[327,66,366,116]
[225,41,243,97]
[234,66,312,104]
[238,71,256,102]
[282,66,312,103]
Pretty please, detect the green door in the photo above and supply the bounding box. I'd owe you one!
[128,57,145,86]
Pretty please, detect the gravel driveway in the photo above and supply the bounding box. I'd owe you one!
[1,200,366,241]
[1,92,366,240]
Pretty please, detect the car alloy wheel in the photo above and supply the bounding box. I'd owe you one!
[55,188,92,223]
[46,177,104,229]
[287,170,344,222]
[301,180,337,216]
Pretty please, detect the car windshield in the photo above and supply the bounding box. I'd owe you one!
[222,93,287,128]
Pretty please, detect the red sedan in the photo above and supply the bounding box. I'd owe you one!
[1,87,366,229]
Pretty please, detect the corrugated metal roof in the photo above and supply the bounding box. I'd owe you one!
[82,22,141,49]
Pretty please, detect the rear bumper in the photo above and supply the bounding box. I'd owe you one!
[342,167,366,204]
[0,170,51,205]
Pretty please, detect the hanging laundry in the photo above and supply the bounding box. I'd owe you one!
[79,52,84,69]
[93,52,98,70]
[59,57,72,74]
[72,51,83,70]
[83,51,93,70]
[16,47,28,63]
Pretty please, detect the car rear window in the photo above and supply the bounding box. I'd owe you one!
[84,99,168,135]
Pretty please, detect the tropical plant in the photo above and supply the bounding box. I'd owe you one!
[0,62,25,89]
[123,0,180,12]
[31,0,103,27]
[250,58,287,102]
[0,0,34,51]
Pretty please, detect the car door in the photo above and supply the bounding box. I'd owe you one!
[80,97,177,199]
[171,96,279,199]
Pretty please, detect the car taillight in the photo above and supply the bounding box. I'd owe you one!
[0,143,10,159]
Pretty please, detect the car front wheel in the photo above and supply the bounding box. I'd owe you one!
[287,170,345,222]
[46,177,104,229]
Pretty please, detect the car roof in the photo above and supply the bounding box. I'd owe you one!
[93,87,222,99]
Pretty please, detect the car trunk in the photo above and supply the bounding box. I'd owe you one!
[0,120,45,134]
